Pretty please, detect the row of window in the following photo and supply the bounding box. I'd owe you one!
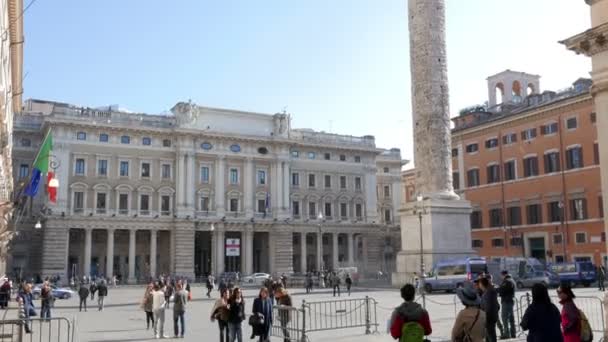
[457,145,595,188]
[454,115,590,156]
[291,150,362,163]
[72,192,173,216]
[470,197,599,229]
[472,231,604,249]
[292,200,367,221]
[292,173,364,192]
[74,132,173,147]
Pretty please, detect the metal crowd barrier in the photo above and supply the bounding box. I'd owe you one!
[270,296,379,342]
[0,317,74,342]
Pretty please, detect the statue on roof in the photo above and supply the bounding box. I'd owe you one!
[171,100,200,126]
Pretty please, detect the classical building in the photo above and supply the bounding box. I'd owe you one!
[0,0,23,275]
[10,99,404,282]
[404,70,606,265]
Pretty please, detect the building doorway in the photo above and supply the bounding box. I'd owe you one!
[528,237,546,261]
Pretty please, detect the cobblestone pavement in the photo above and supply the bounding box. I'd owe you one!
[11,284,605,341]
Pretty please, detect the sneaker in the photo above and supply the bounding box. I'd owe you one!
[155,335,160,339]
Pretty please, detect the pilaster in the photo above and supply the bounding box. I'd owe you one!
[173,223,195,279]
[40,220,69,279]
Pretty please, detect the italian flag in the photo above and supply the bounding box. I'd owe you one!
[24,130,53,202]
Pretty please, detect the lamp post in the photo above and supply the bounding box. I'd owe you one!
[415,194,427,309]
[317,212,324,271]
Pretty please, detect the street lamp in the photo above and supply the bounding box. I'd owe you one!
[210,223,215,231]
[415,194,427,309]
[318,212,324,271]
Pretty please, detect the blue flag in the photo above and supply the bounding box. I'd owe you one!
[24,168,42,197]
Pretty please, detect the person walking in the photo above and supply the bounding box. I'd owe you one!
[497,270,517,339]
[276,287,293,342]
[211,288,230,342]
[152,282,168,339]
[227,287,246,342]
[89,281,97,301]
[78,282,90,312]
[452,282,486,342]
[206,274,215,298]
[389,283,432,341]
[479,277,500,342]
[164,281,173,310]
[40,281,54,320]
[142,283,155,330]
[0,279,10,309]
[520,283,563,342]
[345,274,353,296]
[251,287,273,342]
[305,273,313,294]
[331,272,340,297]
[17,282,36,334]
[97,279,108,311]
[597,265,606,292]
[557,285,581,342]
[173,282,188,338]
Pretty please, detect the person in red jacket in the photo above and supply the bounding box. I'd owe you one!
[390,283,432,339]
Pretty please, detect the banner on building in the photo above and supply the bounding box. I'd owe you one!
[225,238,240,256]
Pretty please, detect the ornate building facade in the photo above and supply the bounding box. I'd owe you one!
[10,99,403,282]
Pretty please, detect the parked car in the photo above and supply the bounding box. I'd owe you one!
[550,261,597,287]
[32,284,75,300]
[219,272,240,284]
[241,273,270,285]
[424,257,488,293]
[489,257,560,289]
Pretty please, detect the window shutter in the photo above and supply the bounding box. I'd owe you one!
[544,155,550,173]
[512,134,517,143]
[541,125,546,135]
[521,131,526,140]
[531,129,537,138]
[502,135,507,144]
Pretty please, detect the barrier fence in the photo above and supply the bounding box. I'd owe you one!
[0,317,74,342]
[270,296,379,342]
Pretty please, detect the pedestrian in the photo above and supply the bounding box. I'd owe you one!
[219,278,228,295]
[152,282,168,339]
[451,282,486,342]
[319,273,325,288]
[497,270,516,339]
[227,287,246,342]
[89,281,97,300]
[206,274,215,298]
[520,283,563,342]
[78,282,89,312]
[331,272,341,297]
[211,288,230,342]
[557,285,582,342]
[40,281,54,320]
[479,277,499,342]
[141,283,155,330]
[0,278,10,309]
[17,281,36,334]
[251,287,273,342]
[345,274,353,296]
[597,265,606,291]
[112,275,117,288]
[305,273,313,294]
[173,282,187,338]
[97,279,108,311]
[389,283,432,341]
[486,274,505,338]
[280,273,287,289]
[275,287,293,342]
[164,282,173,310]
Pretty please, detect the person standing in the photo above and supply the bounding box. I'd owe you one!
[0,279,10,309]
[173,282,187,338]
[479,277,499,342]
[520,283,563,342]
[206,274,215,298]
[597,265,606,292]
[451,282,486,342]
[211,288,230,342]
[142,283,155,330]
[305,273,313,294]
[152,282,168,339]
[557,285,581,342]
[164,281,173,310]
[17,282,36,334]
[389,283,432,341]
[497,270,516,339]
[331,272,340,297]
[276,287,293,342]
[252,287,273,342]
[227,287,246,342]
[89,281,97,301]
[345,274,353,296]
[40,281,54,320]
[97,279,108,311]
[78,282,90,312]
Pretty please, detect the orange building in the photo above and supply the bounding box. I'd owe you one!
[404,70,605,265]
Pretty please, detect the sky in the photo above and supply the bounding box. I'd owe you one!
[23,0,592,166]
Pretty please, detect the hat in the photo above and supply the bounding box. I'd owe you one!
[456,282,481,306]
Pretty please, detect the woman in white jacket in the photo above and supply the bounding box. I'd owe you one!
[152,283,167,339]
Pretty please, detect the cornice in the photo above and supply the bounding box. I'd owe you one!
[560,22,608,57]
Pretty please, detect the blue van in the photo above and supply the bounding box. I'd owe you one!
[549,261,596,287]
[424,257,487,293]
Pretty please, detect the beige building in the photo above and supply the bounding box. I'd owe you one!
[10,99,404,282]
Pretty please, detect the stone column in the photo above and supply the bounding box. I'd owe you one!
[332,233,339,270]
[176,151,186,213]
[106,229,114,278]
[364,167,378,222]
[84,229,92,277]
[316,231,323,271]
[270,162,279,217]
[244,157,254,217]
[275,163,283,216]
[215,156,226,217]
[300,232,307,273]
[150,230,157,278]
[283,161,290,213]
[174,224,195,279]
[185,152,195,215]
[128,229,136,284]
[244,229,254,275]
[347,233,354,266]
[215,229,225,274]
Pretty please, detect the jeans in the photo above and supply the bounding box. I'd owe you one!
[346,285,351,296]
[280,319,290,342]
[145,311,154,329]
[485,321,497,342]
[218,320,229,342]
[79,298,87,311]
[333,285,340,297]
[153,309,165,337]
[228,322,242,342]
[173,310,185,337]
[40,304,51,320]
[97,296,105,311]
[501,301,516,338]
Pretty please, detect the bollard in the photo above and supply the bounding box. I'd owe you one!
[301,300,307,342]
[365,296,371,335]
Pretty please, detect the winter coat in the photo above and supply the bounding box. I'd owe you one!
[211,298,229,322]
[480,286,500,324]
[277,294,292,324]
[389,301,432,339]
[173,289,188,312]
[520,301,563,342]
[252,297,273,336]
[78,286,89,299]
[97,283,108,297]
[143,291,153,312]
[227,298,245,324]
[451,306,486,342]
[498,275,516,303]
[560,299,581,342]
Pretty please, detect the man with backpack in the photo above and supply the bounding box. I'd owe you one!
[390,283,432,342]
[497,270,516,339]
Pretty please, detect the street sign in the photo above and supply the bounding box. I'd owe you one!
[225,238,240,256]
